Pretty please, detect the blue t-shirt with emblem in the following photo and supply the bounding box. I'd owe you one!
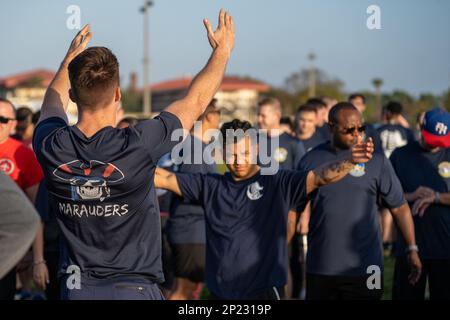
[166,135,217,244]
[260,132,305,170]
[298,142,406,276]
[32,112,182,283]
[390,142,450,259]
[175,169,308,299]
[299,130,328,153]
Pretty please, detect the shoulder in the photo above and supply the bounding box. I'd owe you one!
[391,142,416,159]
[301,142,330,162]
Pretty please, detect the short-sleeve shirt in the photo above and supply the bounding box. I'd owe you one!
[377,124,415,158]
[166,135,217,244]
[260,132,306,170]
[298,142,406,276]
[299,130,328,153]
[0,137,43,190]
[175,169,309,299]
[390,142,450,259]
[32,112,182,283]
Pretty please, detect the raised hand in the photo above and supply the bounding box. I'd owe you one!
[203,9,235,55]
[64,24,93,64]
[351,137,374,164]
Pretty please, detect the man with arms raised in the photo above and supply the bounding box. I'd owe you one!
[33,10,235,300]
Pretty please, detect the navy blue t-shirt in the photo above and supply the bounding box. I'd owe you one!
[166,135,217,244]
[260,132,305,170]
[298,142,405,276]
[299,130,328,153]
[32,112,182,283]
[317,124,331,141]
[390,142,450,259]
[377,124,415,158]
[175,170,309,299]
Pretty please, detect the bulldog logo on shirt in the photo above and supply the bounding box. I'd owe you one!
[53,160,125,202]
[247,182,264,200]
[438,161,450,179]
[273,147,288,163]
[349,163,366,177]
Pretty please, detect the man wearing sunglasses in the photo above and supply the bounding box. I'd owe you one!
[0,98,45,299]
[297,102,421,300]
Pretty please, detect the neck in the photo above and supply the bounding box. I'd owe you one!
[76,107,116,138]
[267,125,282,137]
[231,165,261,182]
[297,129,314,140]
[0,136,9,144]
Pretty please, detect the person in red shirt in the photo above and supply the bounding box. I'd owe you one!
[0,98,48,300]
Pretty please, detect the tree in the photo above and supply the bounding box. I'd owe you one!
[372,78,383,116]
[283,68,346,113]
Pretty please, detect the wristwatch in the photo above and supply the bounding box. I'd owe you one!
[434,192,440,204]
[405,245,419,254]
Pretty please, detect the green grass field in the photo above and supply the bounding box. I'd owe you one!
[383,254,395,300]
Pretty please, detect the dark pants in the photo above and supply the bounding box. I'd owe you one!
[210,286,285,300]
[60,278,165,300]
[306,273,383,300]
[393,256,450,300]
[44,250,60,300]
[0,269,16,300]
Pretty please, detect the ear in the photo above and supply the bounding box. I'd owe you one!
[69,89,76,103]
[115,87,121,102]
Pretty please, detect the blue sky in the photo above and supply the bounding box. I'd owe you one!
[1,0,449,96]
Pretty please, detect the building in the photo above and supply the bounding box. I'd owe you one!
[0,69,78,122]
[150,75,271,124]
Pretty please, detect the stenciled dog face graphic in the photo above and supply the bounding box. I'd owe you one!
[53,160,125,202]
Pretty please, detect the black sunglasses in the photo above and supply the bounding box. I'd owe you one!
[0,116,15,124]
[339,125,366,135]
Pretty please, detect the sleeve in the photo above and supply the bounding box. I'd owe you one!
[378,155,406,209]
[175,172,206,204]
[292,140,306,169]
[19,146,43,189]
[0,172,40,279]
[32,117,67,160]
[134,111,183,162]
[279,170,309,211]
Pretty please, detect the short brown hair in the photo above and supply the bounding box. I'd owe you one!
[257,97,281,114]
[68,47,120,109]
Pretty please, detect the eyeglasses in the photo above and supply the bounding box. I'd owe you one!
[339,125,366,135]
[0,116,15,124]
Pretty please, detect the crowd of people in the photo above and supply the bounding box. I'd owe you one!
[1,10,449,300]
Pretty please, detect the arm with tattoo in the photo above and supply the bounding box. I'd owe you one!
[306,138,374,194]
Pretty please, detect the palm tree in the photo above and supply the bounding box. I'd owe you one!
[372,78,383,116]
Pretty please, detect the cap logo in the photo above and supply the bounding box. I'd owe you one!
[435,122,448,135]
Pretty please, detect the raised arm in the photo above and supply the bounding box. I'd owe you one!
[164,9,235,130]
[38,25,92,124]
[306,137,374,194]
[154,167,183,196]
